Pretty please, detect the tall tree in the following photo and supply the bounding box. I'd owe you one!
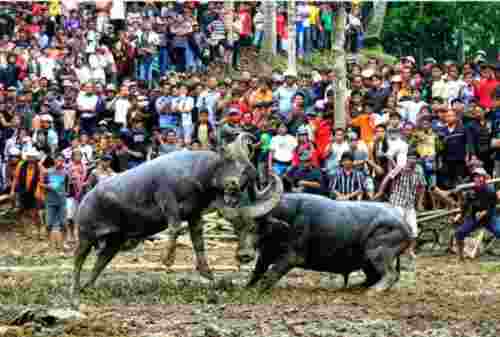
[333,3,347,129]
[364,0,388,49]
[271,1,277,56]
[224,0,235,75]
[287,0,297,75]
[259,0,274,75]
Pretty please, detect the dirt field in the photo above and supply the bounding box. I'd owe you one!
[1,222,500,337]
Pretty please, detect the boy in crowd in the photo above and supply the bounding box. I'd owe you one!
[40,154,68,251]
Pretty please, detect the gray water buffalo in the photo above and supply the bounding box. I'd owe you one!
[242,193,412,293]
[71,133,283,306]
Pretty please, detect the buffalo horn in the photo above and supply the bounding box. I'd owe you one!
[253,180,273,199]
[232,132,258,173]
[240,173,283,219]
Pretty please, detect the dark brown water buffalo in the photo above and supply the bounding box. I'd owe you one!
[71,133,283,307]
[242,193,412,293]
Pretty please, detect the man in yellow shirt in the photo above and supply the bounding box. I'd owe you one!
[308,2,320,50]
[414,114,437,208]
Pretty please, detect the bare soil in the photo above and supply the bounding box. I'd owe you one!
[1,222,500,337]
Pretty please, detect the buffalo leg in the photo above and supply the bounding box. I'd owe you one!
[359,263,382,288]
[256,253,296,291]
[157,189,183,268]
[188,216,214,280]
[81,236,123,291]
[71,239,94,309]
[246,250,273,288]
[365,229,409,292]
[342,273,350,288]
[160,215,183,268]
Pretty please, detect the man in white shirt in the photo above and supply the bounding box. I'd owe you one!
[135,21,160,89]
[325,128,351,175]
[76,83,99,136]
[196,77,221,127]
[78,132,94,166]
[171,83,194,145]
[445,63,465,105]
[38,49,58,81]
[398,90,427,125]
[268,123,298,176]
[108,85,131,130]
[385,127,409,169]
[88,53,106,84]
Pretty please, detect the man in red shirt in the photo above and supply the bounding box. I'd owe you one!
[238,3,252,46]
[475,64,498,111]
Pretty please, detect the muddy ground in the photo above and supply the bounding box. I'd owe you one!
[1,222,500,337]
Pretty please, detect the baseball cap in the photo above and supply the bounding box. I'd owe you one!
[40,114,53,122]
[472,167,487,177]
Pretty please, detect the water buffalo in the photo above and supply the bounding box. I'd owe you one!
[71,133,283,306]
[242,193,412,293]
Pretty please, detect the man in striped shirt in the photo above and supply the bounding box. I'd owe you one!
[374,147,425,259]
[329,152,364,201]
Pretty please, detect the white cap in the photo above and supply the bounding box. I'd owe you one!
[9,148,21,157]
[41,114,53,122]
[24,149,41,160]
[361,68,375,78]
[472,167,488,177]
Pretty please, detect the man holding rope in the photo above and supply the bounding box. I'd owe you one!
[455,167,500,262]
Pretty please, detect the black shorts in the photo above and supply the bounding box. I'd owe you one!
[19,192,37,210]
[441,160,466,189]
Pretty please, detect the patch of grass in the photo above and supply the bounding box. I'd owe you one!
[359,47,398,65]
[478,262,500,273]
[0,271,273,307]
[0,254,74,267]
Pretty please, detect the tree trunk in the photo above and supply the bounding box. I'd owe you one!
[271,1,277,56]
[364,0,387,49]
[333,4,347,129]
[224,0,235,75]
[287,0,297,75]
[259,0,274,75]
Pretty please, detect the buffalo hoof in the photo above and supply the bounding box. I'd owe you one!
[366,273,397,295]
[196,260,214,281]
[161,239,177,268]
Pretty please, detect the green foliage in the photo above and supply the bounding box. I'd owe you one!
[382,2,500,64]
[479,262,500,273]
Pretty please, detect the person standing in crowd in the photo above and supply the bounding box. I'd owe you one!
[268,122,297,177]
[437,108,469,189]
[40,153,67,252]
[329,151,364,201]
[455,167,500,262]
[373,147,425,259]
[10,149,42,238]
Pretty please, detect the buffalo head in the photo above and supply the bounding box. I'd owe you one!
[211,133,284,263]
[213,133,283,215]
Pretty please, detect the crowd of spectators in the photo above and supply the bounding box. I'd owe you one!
[1,1,498,258]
